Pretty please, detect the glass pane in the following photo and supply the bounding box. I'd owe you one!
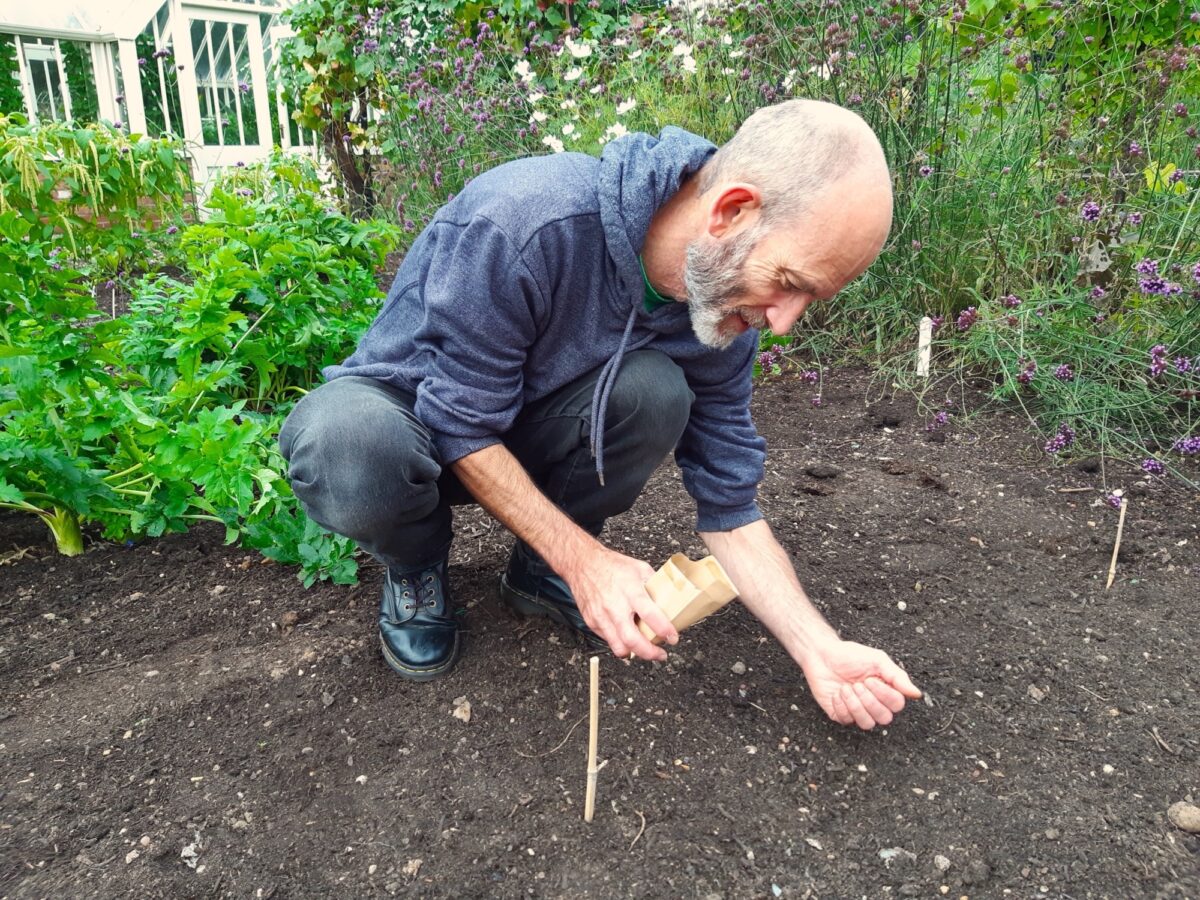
[191,19,260,147]
[232,24,258,144]
[60,41,98,123]
[137,20,184,137]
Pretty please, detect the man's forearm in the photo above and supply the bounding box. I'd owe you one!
[700,519,839,667]
[452,443,600,580]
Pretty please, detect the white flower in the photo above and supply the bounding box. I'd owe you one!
[514,60,535,84]
[589,84,603,94]
[616,98,637,115]
[782,69,797,91]
[672,42,693,57]
[542,135,565,153]
[629,49,643,60]
[560,99,577,110]
[808,63,832,80]
[565,67,583,82]
[605,122,628,140]
[565,38,593,59]
[562,122,576,136]
[614,37,629,47]
[729,49,745,59]
[528,91,545,104]
[721,34,733,46]
[531,110,548,123]
[722,67,735,75]
[681,55,697,74]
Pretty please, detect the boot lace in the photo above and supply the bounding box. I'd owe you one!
[396,571,440,613]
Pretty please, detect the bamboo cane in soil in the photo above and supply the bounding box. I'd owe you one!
[1105,496,1128,590]
[584,655,599,823]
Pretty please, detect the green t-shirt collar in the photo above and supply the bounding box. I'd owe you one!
[640,256,675,312]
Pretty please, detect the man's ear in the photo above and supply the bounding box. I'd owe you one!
[705,183,762,238]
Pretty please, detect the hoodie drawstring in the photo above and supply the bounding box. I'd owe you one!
[589,306,640,487]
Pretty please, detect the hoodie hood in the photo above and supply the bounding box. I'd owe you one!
[597,126,717,313]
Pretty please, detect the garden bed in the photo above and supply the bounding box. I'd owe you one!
[2,368,1197,898]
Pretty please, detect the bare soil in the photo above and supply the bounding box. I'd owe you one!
[2,368,1198,899]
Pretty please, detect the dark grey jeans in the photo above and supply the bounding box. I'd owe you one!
[279,350,694,571]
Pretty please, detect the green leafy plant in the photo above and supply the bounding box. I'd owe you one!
[0,113,191,276]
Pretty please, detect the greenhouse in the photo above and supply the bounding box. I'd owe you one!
[0,0,316,182]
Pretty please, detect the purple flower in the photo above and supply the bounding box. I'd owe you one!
[1002,294,1022,308]
[361,38,380,52]
[956,306,978,331]
[811,396,823,408]
[1125,212,1142,226]
[166,225,178,235]
[1044,423,1076,454]
[801,369,819,383]
[238,81,250,94]
[1193,261,1200,285]
[137,57,146,67]
[1080,201,1101,221]
[1173,435,1200,455]
[1090,286,1106,299]
[1053,364,1075,381]
[1104,492,1123,509]
[929,314,944,332]
[1140,275,1170,295]
[1175,356,1192,374]
[237,188,252,197]
[1135,258,1159,276]
[1149,344,1169,378]
[1141,458,1165,475]
[1128,141,1143,157]
[926,410,950,431]
[918,165,933,177]
[1175,103,1188,117]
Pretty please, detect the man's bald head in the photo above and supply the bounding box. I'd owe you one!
[697,99,893,230]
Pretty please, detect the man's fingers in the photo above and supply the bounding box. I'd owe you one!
[886,664,922,699]
[630,595,679,645]
[830,691,854,727]
[853,681,893,726]
[864,676,907,713]
[840,685,876,730]
[618,620,667,662]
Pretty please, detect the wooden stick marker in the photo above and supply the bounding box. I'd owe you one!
[1105,495,1128,590]
[584,655,599,823]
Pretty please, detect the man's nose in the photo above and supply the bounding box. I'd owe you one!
[766,296,813,334]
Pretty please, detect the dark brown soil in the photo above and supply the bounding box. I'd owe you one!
[2,368,1198,899]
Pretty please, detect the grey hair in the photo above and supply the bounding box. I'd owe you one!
[697,99,887,228]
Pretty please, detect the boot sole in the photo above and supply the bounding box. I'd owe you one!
[379,631,462,682]
[499,575,606,649]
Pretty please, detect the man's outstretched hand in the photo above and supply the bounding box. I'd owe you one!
[802,640,922,730]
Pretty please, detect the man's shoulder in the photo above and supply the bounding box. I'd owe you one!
[438,153,602,247]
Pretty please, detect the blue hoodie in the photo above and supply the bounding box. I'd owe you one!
[325,127,766,532]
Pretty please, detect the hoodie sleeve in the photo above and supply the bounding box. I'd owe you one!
[412,216,546,465]
[674,335,766,532]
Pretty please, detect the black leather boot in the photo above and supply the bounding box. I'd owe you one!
[499,542,605,649]
[379,556,461,680]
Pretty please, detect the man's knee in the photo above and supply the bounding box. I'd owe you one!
[604,350,694,446]
[280,378,442,538]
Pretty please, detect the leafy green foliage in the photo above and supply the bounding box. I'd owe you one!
[0,35,23,115]
[0,113,191,275]
[0,145,397,582]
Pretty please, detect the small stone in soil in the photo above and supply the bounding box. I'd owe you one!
[1167,801,1200,833]
[731,661,747,675]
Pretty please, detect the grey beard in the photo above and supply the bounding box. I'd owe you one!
[683,223,768,349]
